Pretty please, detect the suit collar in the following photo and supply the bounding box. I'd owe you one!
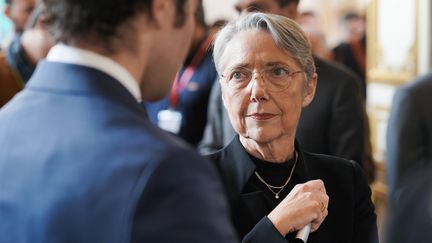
[220,136,312,194]
[27,61,144,115]
[47,44,141,102]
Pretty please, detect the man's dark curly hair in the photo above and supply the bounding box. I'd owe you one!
[42,0,187,52]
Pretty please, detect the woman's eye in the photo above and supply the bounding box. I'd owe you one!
[272,67,288,76]
[231,71,245,80]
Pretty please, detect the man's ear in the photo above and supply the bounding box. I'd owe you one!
[302,73,317,107]
[150,0,173,28]
[35,12,47,29]
[4,6,11,18]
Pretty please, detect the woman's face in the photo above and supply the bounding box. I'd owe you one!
[219,30,316,143]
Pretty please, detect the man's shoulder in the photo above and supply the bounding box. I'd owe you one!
[332,42,350,52]
[142,127,214,170]
[314,57,359,82]
[392,73,432,114]
[400,72,432,95]
[313,57,364,100]
[151,130,202,159]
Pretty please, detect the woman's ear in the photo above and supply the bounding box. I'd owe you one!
[220,80,228,109]
[302,73,317,107]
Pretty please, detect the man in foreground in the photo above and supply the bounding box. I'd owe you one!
[0,0,236,242]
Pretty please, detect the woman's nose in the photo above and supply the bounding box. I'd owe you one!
[249,73,269,102]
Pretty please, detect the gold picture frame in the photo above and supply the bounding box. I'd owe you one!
[367,0,419,84]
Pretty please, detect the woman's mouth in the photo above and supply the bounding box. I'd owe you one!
[247,113,276,121]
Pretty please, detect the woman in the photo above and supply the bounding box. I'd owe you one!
[207,13,378,243]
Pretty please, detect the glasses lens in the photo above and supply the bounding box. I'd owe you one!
[226,68,251,89]
[264,66,291,92]
[224,67,302,92]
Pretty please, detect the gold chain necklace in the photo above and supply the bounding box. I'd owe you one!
[254,151,298,199]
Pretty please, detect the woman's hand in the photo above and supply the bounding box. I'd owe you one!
[267,179,329,236]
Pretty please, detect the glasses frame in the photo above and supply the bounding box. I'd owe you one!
[220,65,304,92]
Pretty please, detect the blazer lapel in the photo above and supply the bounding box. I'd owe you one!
[217,136,256,195]
[218,137,272,223]
[294,141,313,182]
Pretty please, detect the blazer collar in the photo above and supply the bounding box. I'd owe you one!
[27,61,144,115]
[47,44,141,102]
[220,136,313,194]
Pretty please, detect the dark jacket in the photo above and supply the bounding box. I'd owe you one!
[386,72,432,194]
[332,36,367,98]
[385,166,432,243]
[206,136,378,243]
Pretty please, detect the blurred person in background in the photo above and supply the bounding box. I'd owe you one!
[0,2,53,107]
[386,72,432,195]
[2,0,35,48]
[199,0,375,182]
[4,0,35,33]
[298,11,331,60]
[385,71,432,243]
[332,12,366,98]
[145,2,218,146]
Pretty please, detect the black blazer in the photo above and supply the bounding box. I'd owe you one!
[206,136,378,243]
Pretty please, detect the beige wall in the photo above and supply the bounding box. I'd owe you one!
[203,0,237,25]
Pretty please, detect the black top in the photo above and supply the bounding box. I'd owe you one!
[248,155,300,241]
[248,154,297,204]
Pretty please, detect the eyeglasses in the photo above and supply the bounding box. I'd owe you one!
[221,65,304,92]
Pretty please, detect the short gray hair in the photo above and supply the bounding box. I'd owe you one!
[213,12,315,84]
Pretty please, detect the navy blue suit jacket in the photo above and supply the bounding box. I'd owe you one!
[0,61,237,243]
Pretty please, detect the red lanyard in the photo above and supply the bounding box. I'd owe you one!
[169,34,214,109]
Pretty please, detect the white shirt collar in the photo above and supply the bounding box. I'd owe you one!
[47,44,142,102]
